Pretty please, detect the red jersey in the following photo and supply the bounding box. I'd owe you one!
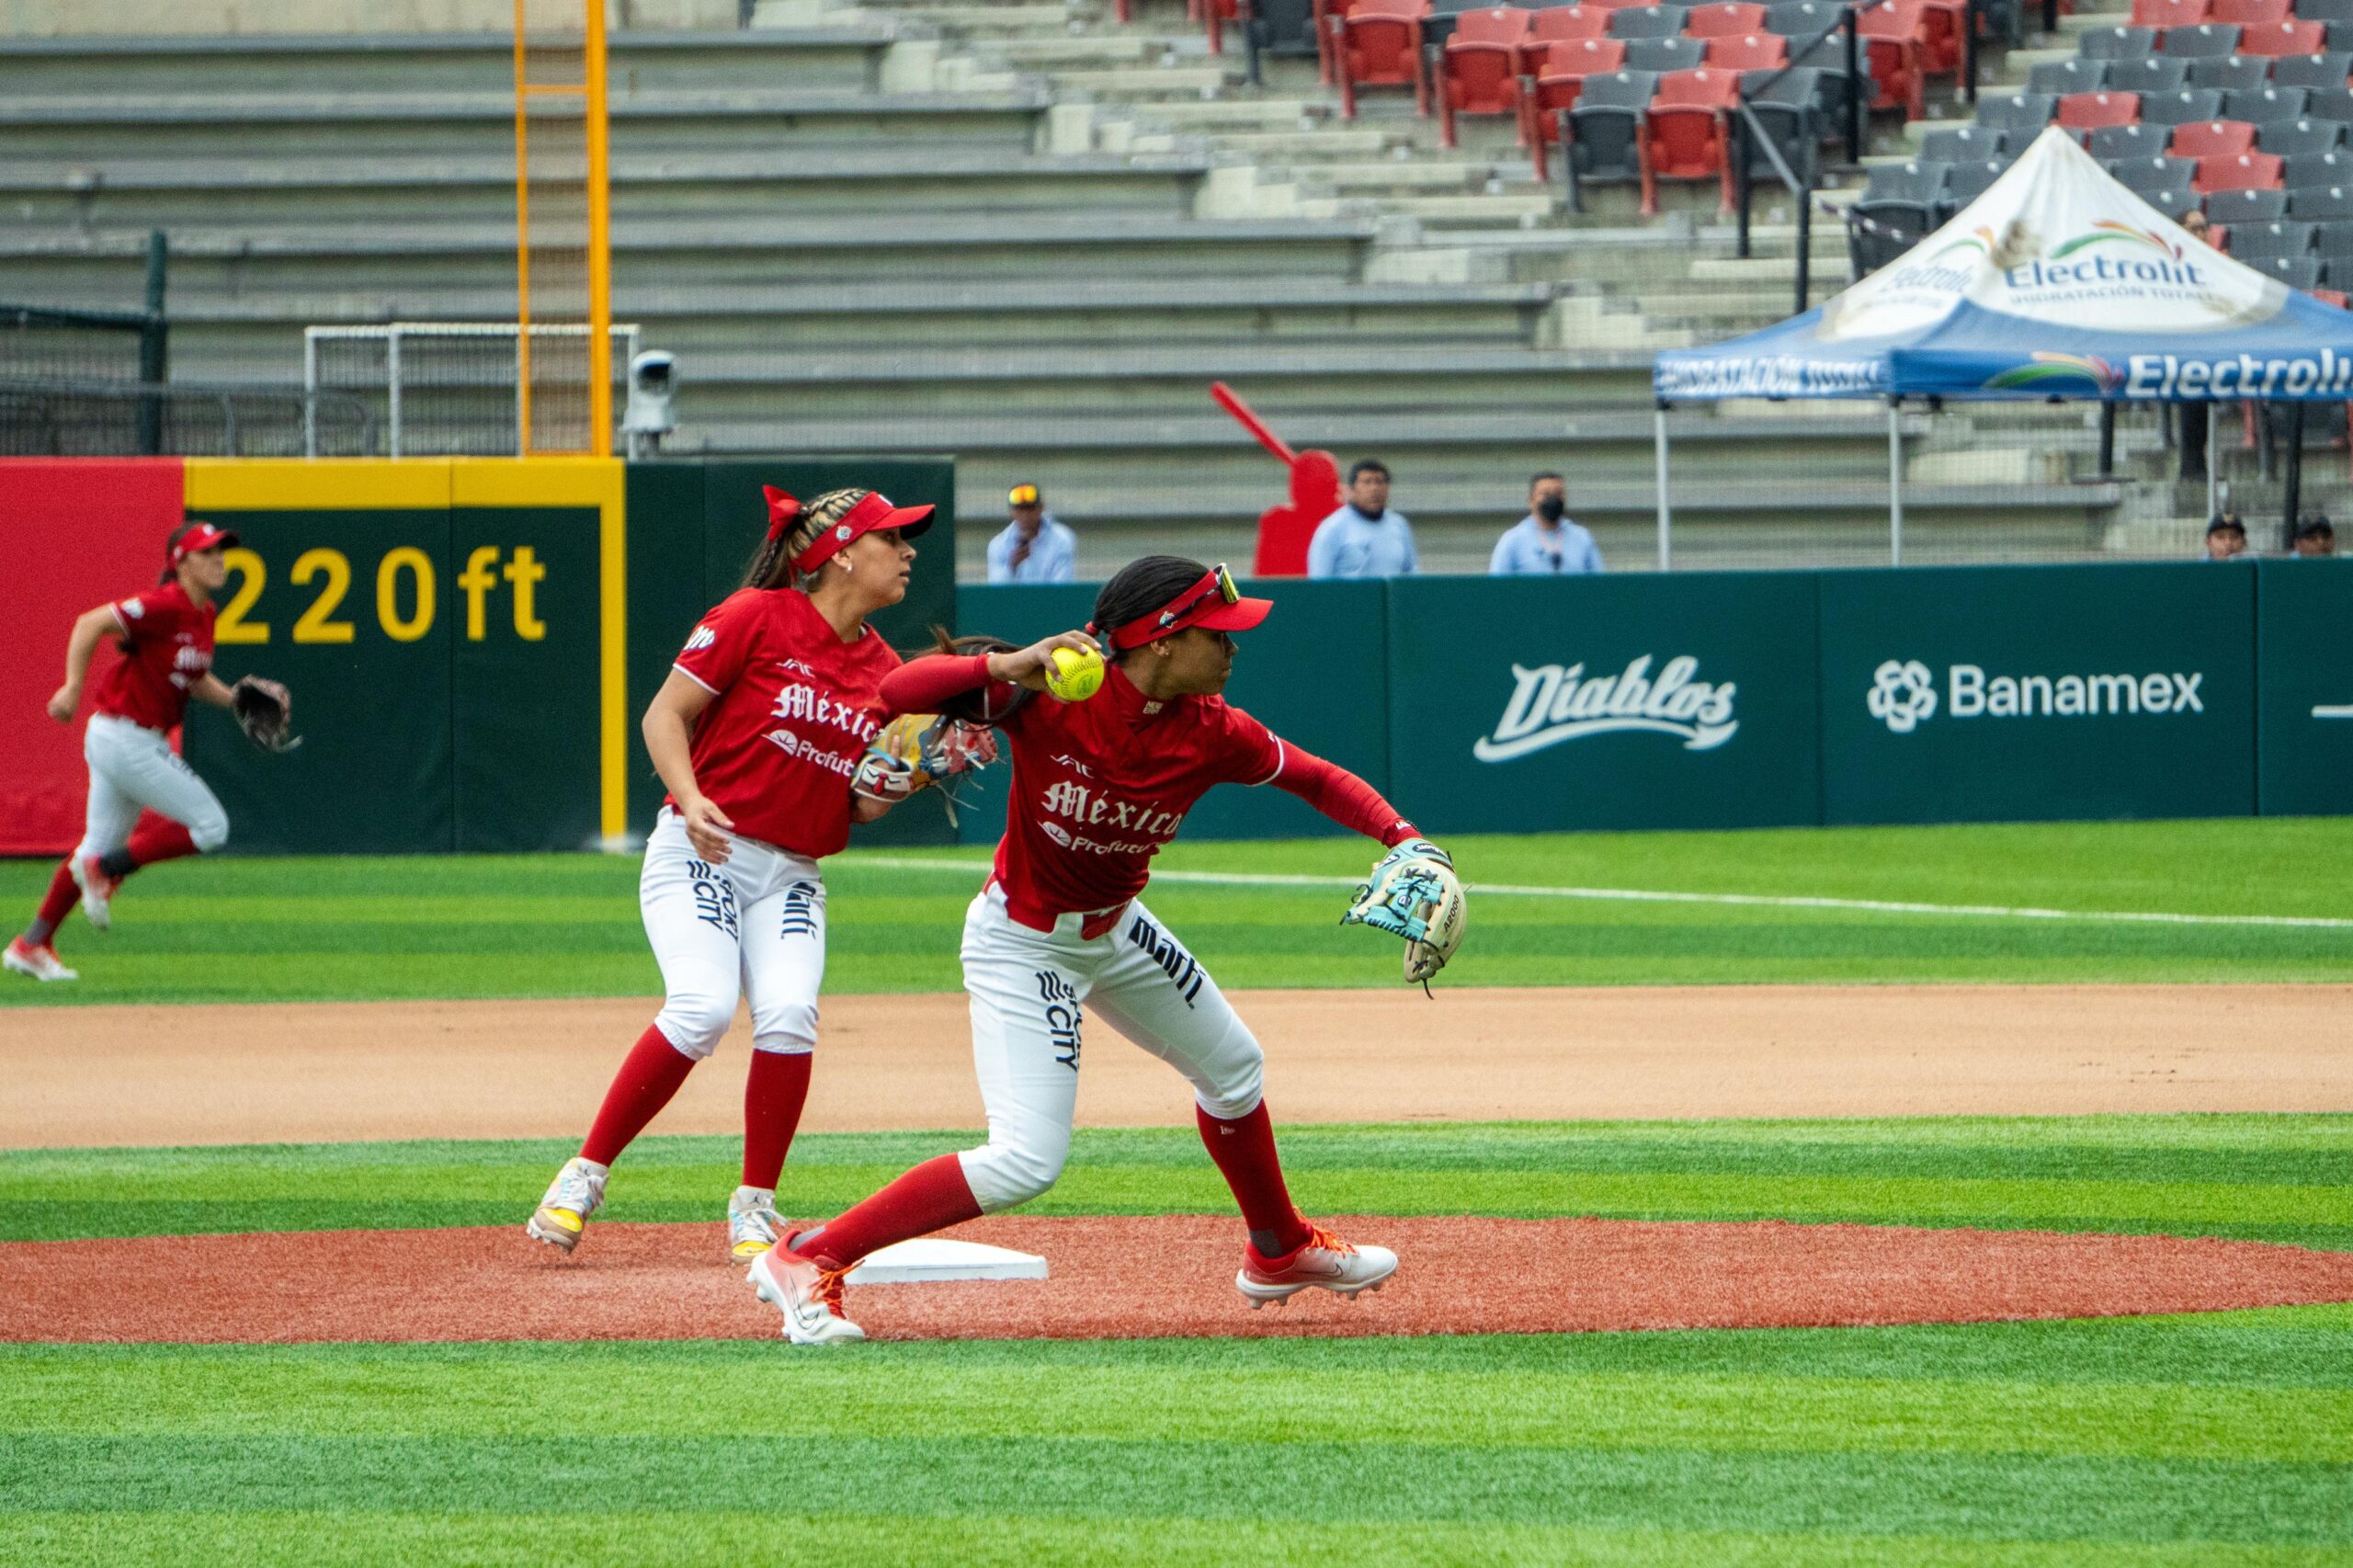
[881,656,1418,935]
[668,586,900,859]
[91,582,215,733]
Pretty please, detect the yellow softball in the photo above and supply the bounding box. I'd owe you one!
[1044,644,1105,702]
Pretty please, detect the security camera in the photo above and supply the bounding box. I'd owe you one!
[623,348,677,458]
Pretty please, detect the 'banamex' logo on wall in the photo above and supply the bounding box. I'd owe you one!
[1473,655,1739,762]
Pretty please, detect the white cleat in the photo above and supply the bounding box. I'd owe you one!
[70,855,118,931]
[4,937,76,982]
[526,1156,608,1255]
[747,1247,865,1345]
[1236,1224,1399,1308]
[728,1185,784,1263]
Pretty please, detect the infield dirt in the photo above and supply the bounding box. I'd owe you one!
[3,983,2346,1148]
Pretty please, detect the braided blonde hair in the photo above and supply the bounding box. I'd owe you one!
[740,488,872,592]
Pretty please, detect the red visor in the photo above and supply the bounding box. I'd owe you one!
[1102,563,1272,650]
[171,522,239,563]
[777,488,936,574]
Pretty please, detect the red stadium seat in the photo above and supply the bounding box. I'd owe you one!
[1642,66,1742,213]
[2315,287,2352,307]
[2195,149,2286,191]
[1441,6,1534,147]
[2057,90,2142,129]
[1682,2,1767,38]
[2207,0,2288,25]
[1335,0,1434,119]
[1909,0,1971,80]
[2131,0,2209,26]
[1520,2,1611,73]
[1858,4,1927,118]
[1523,36,1627,177]
[2239,19,2328,56]
[2169,118,2258,157]
[1193,0,1241,53]
[1703,31,1787,69]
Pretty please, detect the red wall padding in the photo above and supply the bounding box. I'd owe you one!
[0,459,187,856]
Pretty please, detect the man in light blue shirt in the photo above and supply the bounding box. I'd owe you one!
[1490,472,1604,575]
[985,483,1077,584]
[1307,460,1417,578]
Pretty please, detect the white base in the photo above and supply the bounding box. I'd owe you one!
[843,1238,1049,1286]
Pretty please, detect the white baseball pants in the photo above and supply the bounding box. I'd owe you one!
[75,713,230,859]
[639,808,828,1061]
[955,883,1266,1212]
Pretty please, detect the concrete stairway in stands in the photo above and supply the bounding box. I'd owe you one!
[0,16,2116,573]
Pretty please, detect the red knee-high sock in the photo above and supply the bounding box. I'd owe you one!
[1198,1101,1311,1258]
[742,1048,813,1189]
[580,1025,698,1167]
[792,1153,981,1271]
[31,860,79,930]
[125,819,198,869]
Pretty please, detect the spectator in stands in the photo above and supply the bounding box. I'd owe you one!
[1490,472,1604,575]
[985,483,1076,584]
[1307,460,1418,578]
[2295,516,2336,556]
[2179,214,2216,483]
[2205,512,2248,561]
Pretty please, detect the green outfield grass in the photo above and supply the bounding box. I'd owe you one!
[2,817,2348,1006]
[6,1115,2352,1564]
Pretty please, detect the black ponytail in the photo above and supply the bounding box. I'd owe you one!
[739,488,871,592]
[923,629,1035,728]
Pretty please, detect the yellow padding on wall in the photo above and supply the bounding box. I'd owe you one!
[184,459,455,511]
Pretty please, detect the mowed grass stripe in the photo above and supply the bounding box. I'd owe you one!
[6,1119,2347,1247]
[5,1349,2347,1463]
[6,817,2350,1007]
[7,1514,2340,1568]
[6,1435,2347,1544]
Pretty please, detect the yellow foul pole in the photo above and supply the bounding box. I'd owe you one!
[585,0,613,458]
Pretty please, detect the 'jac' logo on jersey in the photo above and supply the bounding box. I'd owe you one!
[1040,779,1184,841]
[778,658,818,678]
[681,624,716,654]
[1051,754,1096,778]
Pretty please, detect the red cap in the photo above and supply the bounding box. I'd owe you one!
[1101,563,1271,651]
[170,522,239,564]
[771,488,936,574]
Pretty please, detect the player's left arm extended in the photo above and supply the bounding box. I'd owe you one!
[1263,744,1427,852]
[1267,743,1465,985]
[190,673,239,709]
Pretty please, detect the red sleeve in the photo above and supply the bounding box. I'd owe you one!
[880,653,1017,719]
[673,593,756,695]
[109,588,173,643]
[1266,742,1419,846]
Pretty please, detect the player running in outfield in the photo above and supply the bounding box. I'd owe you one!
[747,554,1454,1344]
[528,486,995,1264]
[7,522,290,983]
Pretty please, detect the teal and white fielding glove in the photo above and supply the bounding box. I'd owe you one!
[1343,839,1467,988]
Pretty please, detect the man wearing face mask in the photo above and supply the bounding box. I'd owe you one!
[1306,460,1418,579]
[1490,472,1603,576]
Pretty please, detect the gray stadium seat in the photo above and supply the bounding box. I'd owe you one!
[1736,70,1822,185]
[2247,254,2325,288]
[2222,86,2312,125]
[1849,160,1948,273]
[2188,54,2272,92]
[1566,71,1656,187]
[2258,118,2346,158]
[2265,51,2353,90]
[2224,219,2318,262]
[2107,56,2192,95]
[2163,25,2244,60]
[2087,122,2168,161]
[2077,25,2157,60]
[1938,158,2007,217]
[2305,85,2353,122]
[2206,185,2290,223]
[1917,124,2008,163]
[1610,6,1685,38]
[2029,58,2109,95]
[1976,93,2057,132]
[2112,155,2200,206]
[2290,182,2353,218]
[1624,36,1705,71]
[2139,89,2230,127]
[2300,0,2353,23]
[2313,222,2353,275]
[2285,148,2353,186]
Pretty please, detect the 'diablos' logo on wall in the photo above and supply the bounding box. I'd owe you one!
[1474,655,1738,762]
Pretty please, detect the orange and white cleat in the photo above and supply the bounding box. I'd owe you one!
[4,937,76,983]
[747,1247,865,1345]
[1236,1223,1398,1308]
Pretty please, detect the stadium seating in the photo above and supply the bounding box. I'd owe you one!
[1335,0,1433,120]
[2171,119,2261,156]
[1707,32,1790,69]
[2059,90,2143,130]
[1919,124,2009,161]
[2187,55,2274,91]
[2142,88,2230,125]
[2207,184,2292,221]
[1610,6,1687,39]
[1626,36,1708,71]
[2109,57,2193,94]
[1439,6,1531,147]
[1641,66,1745,212]
[2091,122,2171,157]
[1941,156,2008,212]
[1848,158,1947,270]
[1738,66,1824,182]
[2289,180,2353,214]
[1522,4,1611,69]
[2196,149,2288,191]
[2259,116,2346,153]
[2226,217,2320,257]
[1685,2,1770,38]
[2265,51,2352,85]
[2287,147,2353,183]
[1563,69,1656,196]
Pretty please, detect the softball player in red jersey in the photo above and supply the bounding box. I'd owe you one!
[7,522,272,983]
[528,485,974,1264]
[749,554,1446,1344]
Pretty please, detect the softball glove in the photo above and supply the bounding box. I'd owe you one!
[1343,838,1466,989]
[853,712,999,822]
[232,676,301,754]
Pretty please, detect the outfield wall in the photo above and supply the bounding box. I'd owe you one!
[960,559,2351,843]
